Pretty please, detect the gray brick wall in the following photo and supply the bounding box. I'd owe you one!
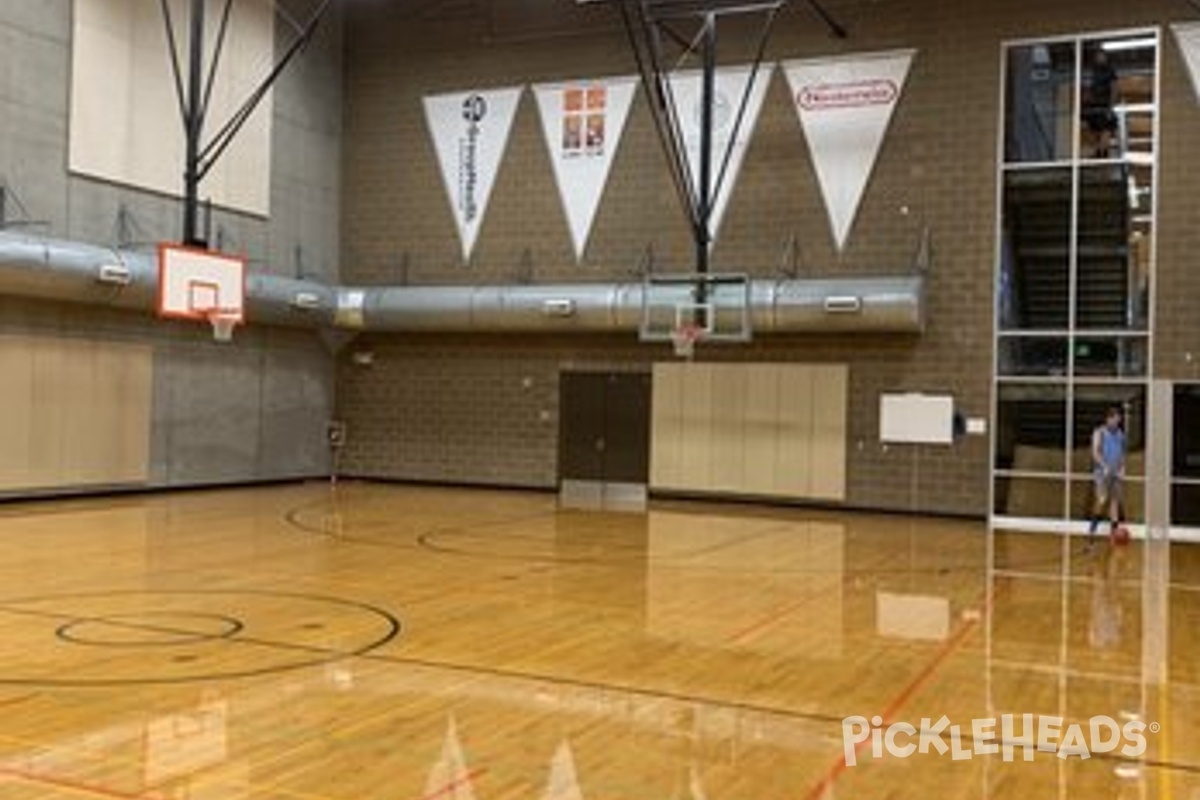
[336,0,1198,516]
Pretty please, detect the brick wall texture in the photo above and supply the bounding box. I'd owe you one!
[336,0,1200,516]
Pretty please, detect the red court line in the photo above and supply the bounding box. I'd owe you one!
[725,598,813,646]
[0,767,162,800]
[800,612,982,800]
[416,767,488,800]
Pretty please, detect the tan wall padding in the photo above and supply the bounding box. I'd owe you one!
[0,336,153,491]
[651,363,848,501]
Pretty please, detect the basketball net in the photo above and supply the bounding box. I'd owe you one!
[206,309,241,343]
[670,323,703,360]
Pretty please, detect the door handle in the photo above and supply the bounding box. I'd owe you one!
[595,437,606,452]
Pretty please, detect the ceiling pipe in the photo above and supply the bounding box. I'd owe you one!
[0,231,924,335]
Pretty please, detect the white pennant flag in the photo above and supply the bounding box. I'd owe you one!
[669,64,773,245]
[784,50,915,251]
[1174,23,1200,103]
[542,740,585,800]
[534,77,638,262]
[424,87,523,263]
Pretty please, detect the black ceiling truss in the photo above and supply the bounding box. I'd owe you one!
[159,0,334,246]
[606,0,847,276]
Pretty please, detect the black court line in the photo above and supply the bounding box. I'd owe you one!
[283,496,1089,576]
[283,499,563,553]
[0,499,140,520]
[55,612,244,648]
[0,589,401,687]
[418,528,1008,577]
[0,587,841,727]
[318,649,1200,778]
[2,593,1196,779]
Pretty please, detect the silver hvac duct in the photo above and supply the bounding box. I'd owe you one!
[0,233,158,312]
[0,232,336,328]
[0,232,924,335]
[337,276,924,334]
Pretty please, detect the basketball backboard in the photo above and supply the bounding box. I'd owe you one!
[158,244,245,323]
[640,272,751,343]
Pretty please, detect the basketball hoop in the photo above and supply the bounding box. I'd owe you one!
[206,309,241,343]
[670,323,703,359]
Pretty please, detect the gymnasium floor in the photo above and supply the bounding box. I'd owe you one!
[0,483,1195,799]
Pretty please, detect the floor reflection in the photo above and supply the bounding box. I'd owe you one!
[0,484,1194,799]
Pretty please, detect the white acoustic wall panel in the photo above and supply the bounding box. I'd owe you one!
[70,0,274,215]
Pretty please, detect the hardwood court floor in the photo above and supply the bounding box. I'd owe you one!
[0,482,1196,799]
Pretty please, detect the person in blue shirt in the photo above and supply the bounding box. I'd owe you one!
[1089,406,1126,543]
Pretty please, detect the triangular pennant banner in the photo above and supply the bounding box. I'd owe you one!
[784,50,915,251]
[542,740,585,800]
[424,716,477,800]
[534,77,638,262]
[1174,23,1200,103]
[424,87,523,263]
[668,64,773,245]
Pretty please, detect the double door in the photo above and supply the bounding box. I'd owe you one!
[558,371,651,511]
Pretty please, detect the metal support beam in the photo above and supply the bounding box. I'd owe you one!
[696,12,715,276]
[160,0,335,248]
[182,0,206,246]
[615,0,787,283]
[804,0,848,38]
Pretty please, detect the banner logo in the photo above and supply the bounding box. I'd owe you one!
[784,50,915,251]
[798,79,898,111]
[534,77,638,261]
[424,87,522,262]
[458,94,488,223]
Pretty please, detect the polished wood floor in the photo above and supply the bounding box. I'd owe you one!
[0,482,1195,799]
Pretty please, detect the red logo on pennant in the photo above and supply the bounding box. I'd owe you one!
[798,79,899,110]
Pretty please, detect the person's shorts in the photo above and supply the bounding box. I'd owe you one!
[1094,473,1123,505]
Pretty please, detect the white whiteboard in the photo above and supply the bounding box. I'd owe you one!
[880,393,954,445]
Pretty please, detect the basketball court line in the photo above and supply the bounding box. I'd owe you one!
[0,591,400,687]
[1,595,1195,792]
[667,523,805,560]
[284,502,561,553]
[800,612,982,800]
[724,596,820,646]
[0,765,163,800]
[0,593,851,725]
[418,768,489,800]
[281,492,1084,577]
[0,498,141,519]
